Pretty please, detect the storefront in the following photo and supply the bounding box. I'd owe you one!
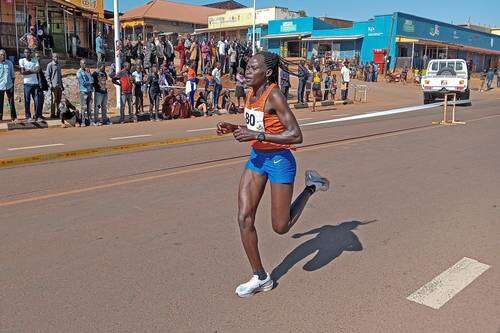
[0,0,108,59]
[265,17,336,58]
[267,13,500,72]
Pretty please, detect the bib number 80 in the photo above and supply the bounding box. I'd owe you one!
[245,112,256,127]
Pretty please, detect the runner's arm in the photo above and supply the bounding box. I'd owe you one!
[233,88,302,144]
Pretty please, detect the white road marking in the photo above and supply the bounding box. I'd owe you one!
[186,127,216,133]
[109,134,152,140]
[301,101,468,127]
[7,143,65,151]
[407,257,490,309]
[185,115,351,133]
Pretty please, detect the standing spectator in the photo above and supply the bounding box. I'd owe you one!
[20,26,39,52]
[279,66,290,99]
[323,71,332,101]
[46,53,63,119]
[235,67,246,110]
[228,43,237,80]
[144,37,156,73]
[91,62,110,125]
[373,62,379,82]
[164,37,175,64]
[19,48,40,122]
[297,60,307,104]
[95,32,105,63]
[210,37,218,67]
[401,66,408,84]
[189,39,200,75]
[176,38,186,72]
[486,68,494,90]
[305,63,313,102]
[496,68,500,88]
[479,69,487,92]
[147,65,161,121]
[201,41,211,74]
[112,62,136,123]
[76,58,94,126]
[217,39,227,74]
[0,49,17,122]
[340,61,350,100]
[185,62,197,110]
[312,69,322,102]
[132,63,146,115]
[36,52,49,118]
[156,35,165,67]
[212,62,222,113]
[184,34,193,60]
[368,62,374,82]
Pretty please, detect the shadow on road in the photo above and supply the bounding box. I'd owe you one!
[271,220,377,286]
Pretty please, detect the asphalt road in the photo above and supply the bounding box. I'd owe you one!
[0,92,499,332]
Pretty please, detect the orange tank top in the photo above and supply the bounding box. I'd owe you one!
[244,83,292,151]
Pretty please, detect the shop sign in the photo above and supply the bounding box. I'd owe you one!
[280,21,297,33]
[429,24,440,37]
[403,20,415,33]
[367,26,383,37]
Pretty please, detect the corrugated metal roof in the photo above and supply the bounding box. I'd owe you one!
[121,0,225,25]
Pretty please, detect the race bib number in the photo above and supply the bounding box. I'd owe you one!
[244,108,264,132]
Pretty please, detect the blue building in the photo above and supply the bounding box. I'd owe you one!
[265,13,500,72]
[265,17,337,58]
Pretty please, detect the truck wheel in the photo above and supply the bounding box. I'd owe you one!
[459,90,471,106]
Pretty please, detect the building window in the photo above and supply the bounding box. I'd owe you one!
[398,46,409,57]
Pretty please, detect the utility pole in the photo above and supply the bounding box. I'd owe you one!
[113,0,121,108]
[252,0,256,55]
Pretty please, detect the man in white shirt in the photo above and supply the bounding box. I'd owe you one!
[217,39,227,74]
[19,48,41,121]
[340,61,351,100]
[212,62,222,113]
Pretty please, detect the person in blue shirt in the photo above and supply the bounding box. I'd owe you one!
[76,58,94,126]
[0,49,17,122]
[486,68,494,90]
[95,32,105,63]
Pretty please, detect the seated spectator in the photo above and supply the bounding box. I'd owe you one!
[193,91,207,117]
[171,93,191,119]
[161,89,176,119]
[220,89,237,114]
[59,96,81,127]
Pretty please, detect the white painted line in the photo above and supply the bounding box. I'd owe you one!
[297,117,313,121]
[186,127,216,133]
[109,134,152,140]
[302,103,443,126]
[7,143,65,151]
[407,257,490,309]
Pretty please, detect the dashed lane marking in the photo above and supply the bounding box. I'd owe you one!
[407,257,490,309]
[7,143,65,151]
[109,134,152,140]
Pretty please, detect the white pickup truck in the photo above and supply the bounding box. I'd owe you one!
[421,59,471,105]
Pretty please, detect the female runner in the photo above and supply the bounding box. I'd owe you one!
[217,52,330,298]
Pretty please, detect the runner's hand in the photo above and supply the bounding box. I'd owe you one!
[216,122,239,135]
[233,127,258,142]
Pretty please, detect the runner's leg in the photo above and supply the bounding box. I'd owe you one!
[270,183,315,235]
[237,168,268,272]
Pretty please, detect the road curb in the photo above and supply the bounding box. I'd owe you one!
[0,133,223,168]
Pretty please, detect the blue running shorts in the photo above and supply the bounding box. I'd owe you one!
[245,147,297,184]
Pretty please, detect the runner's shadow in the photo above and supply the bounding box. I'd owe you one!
[271,220,376,285]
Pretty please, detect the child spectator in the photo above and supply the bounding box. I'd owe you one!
[112,62,136,123]
[235,67,246,110]
[132,63,146,115]
[147,65,162,121]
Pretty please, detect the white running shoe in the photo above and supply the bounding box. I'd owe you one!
[305,170,330,191]
[235,273,273,298]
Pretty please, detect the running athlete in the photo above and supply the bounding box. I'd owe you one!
[217,52,330,298]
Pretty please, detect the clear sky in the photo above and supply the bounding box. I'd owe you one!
[106,0,500,27]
